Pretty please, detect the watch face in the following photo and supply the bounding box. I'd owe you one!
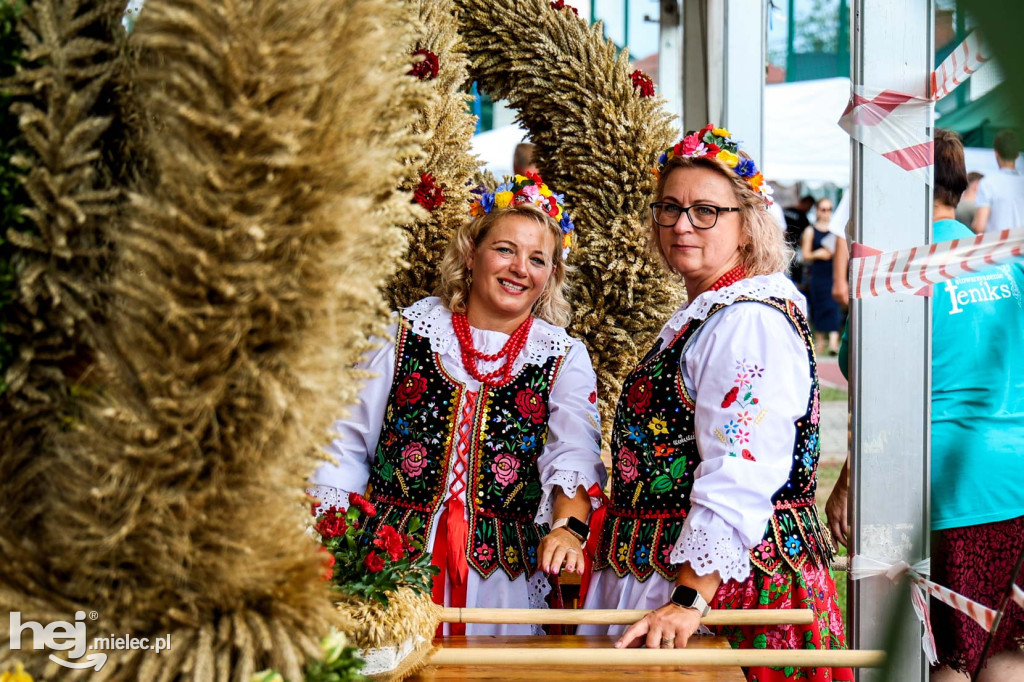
[566,516,590,540]
[671,585,699,607]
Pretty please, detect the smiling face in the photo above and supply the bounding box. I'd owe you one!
[657,165,748,297]
[465,213,556,332]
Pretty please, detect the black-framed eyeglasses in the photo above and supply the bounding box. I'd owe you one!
[650,202,742,229]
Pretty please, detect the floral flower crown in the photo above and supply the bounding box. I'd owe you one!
[469,172,576,258]
[654,124,774,206]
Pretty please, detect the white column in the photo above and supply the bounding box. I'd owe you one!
[679,0,765,161]
[658,0,684,128]
[849,1,933,680]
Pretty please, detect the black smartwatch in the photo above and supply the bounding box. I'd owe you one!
[551,516,590,546]
[670,584,711,617]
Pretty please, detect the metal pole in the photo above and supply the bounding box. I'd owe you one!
[786,0,795,81]
[849,1,933,680]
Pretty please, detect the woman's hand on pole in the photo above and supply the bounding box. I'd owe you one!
[614,603,703,649]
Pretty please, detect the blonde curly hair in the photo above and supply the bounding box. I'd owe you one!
[435,203,571,327]
[649,155,793,277]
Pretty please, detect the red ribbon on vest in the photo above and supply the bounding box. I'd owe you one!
[578,483,609,606]
[430,390,476,636]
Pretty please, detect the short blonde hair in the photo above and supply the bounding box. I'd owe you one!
[435,203,572,327]
[649,155,792,277]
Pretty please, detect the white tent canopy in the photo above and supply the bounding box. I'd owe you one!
[471,76,1010,188]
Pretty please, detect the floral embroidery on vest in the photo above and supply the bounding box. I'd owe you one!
[364,321,565,581]
[595,297,835,583]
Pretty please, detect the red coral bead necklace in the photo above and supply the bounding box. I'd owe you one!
[452,310,533,387]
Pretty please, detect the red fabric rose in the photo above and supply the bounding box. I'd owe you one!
[721,386,739,408]
[364,551,385,573]
[315,507,348,539]
[550,0,579,16]
[630,70,655,97]
[626,377,653,413]
[319,546,336,581]
[349,492,377,517]
[400,442,429,477]
[374,524,406,562]
[677,133,703,156]
[413,173,445,212]
[408,48,439,80]
[395,372,428,406]
[515,388,547,424]
[703,142,721,157]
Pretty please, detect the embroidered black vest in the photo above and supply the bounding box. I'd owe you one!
[594,296,835,582]
[362,320,564,580]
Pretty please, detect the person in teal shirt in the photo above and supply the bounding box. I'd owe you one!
[828,130,1024,681]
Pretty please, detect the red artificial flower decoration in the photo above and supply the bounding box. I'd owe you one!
[319,546,336,581]
[364,551,385,573]
[550,0,579,17]
[409,48,439,80]
[630,70,655,98]
[349,492,377,517]
[523,170,544,186]
[315,506,348,539]
[374,524,407,562]
[413,172,445,212]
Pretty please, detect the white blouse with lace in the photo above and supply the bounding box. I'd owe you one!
[580,273,813,635]
[310,297,606,635]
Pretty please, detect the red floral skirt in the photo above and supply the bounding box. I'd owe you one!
[931,515,1024,674]
[711,562,853,682]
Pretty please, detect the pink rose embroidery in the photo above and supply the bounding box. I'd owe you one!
[491,453,521,487]
[617,446,639,484]
[400,442,428,477]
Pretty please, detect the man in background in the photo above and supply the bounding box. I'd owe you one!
[955,171,983,227]
[972,130,1024,233]
[513,142,538,176]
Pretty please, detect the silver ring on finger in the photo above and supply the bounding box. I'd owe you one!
[661,637,675,648]
[565,549,578,554]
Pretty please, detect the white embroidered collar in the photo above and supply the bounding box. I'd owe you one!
[401,296,575,366]
[662,272,805,337]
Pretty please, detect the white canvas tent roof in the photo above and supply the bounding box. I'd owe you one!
[471,76,1009,187]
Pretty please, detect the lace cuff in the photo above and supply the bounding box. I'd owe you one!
[535,471,603,527]
[307,484,350,517]
[669,526,752,584]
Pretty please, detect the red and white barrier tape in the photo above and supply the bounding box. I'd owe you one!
[851,555,998,664]
[838,31,991,181]
[931,31,992,101]
[838,87,933,183]
[851,227,1024,299]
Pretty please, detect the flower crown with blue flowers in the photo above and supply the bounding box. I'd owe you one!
[654,124,774,206]
[469,172,576,258]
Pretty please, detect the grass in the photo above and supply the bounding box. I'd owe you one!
[815,456,849,633]
[820,385,848,403]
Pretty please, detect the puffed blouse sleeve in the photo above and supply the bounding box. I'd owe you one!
[668,302,811,582]
[308,322,398,513]
[534,339,608,527]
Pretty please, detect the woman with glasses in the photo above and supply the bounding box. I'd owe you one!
[580,126,851,682]
[801,198,842,355]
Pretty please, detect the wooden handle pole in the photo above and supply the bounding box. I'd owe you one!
[438,607,814,626]
[428,647,886,668]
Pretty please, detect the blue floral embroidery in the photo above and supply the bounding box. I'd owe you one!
[627,424,646,444]
[634,545,650,565]
[520,434,537,450]
[784,534,802,557]
[395,417,411,435]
